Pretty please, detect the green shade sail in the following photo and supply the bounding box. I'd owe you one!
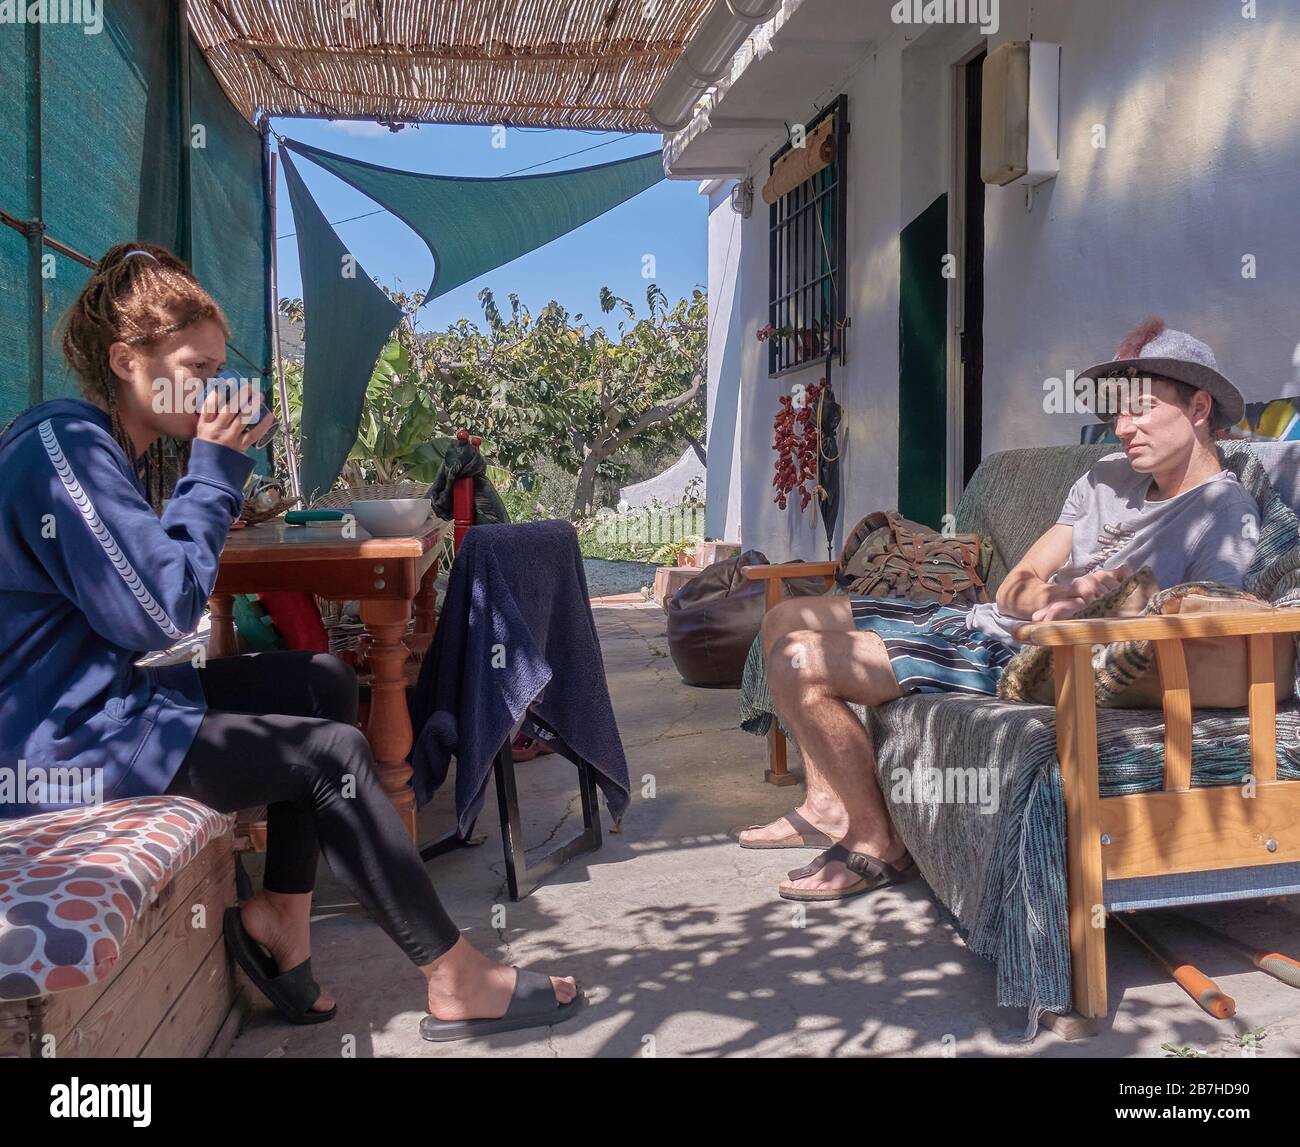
[281,147,402,502]
[283,138,664,302]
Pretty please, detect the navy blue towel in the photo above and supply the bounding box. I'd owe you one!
[410,520,630,835]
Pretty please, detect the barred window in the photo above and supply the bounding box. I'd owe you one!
[767,95,848,377]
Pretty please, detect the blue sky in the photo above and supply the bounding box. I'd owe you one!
[268,119,707,335]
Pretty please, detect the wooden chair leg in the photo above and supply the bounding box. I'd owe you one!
[766,725,797,787]
[761,577,799,786]
[1054,645,1108,1020]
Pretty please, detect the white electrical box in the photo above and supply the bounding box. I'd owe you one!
[981,40,1060,187]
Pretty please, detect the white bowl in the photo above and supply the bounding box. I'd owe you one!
[349,498,432,537]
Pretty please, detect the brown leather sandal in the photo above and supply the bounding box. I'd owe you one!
[779,843,919,902]
[736,808,834,850]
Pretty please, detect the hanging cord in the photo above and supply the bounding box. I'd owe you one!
[816,380,840,465]
[812,195,848,364]
[810,173,843,558]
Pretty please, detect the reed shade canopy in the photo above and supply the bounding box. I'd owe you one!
[762,118,837,206]
[186,0,717,132]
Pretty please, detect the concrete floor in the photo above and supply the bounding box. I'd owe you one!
[228,600,1300,1059]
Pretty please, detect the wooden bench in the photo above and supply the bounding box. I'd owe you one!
[0,800,242,1058]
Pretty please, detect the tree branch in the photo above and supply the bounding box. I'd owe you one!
[599,372,703,457]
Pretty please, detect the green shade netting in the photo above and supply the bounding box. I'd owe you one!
[281,148,402,501]
[40,2,186,402]
[189,39,272,382]
[283,139,664,302]
[0,3,270,428]
[0,227,31,420]
[0,13,30,418]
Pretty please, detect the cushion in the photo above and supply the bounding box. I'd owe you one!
[0,797,229,1002]
[258,591,329,652]
[1096,585,1296,708]
[666,549,823,688]
[996,566,1158,704]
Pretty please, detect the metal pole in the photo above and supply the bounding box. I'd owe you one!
[25,20,43,406]
[262,122,302,500]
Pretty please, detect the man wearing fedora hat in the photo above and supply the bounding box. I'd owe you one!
[743,318,1261,903]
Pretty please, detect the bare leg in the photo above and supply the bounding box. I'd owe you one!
[739,596,880,846]
[766,626,908,894]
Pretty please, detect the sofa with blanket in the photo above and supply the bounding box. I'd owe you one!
[741,441,1300,1036]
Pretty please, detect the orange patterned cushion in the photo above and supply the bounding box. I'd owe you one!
[0,797,229,1001]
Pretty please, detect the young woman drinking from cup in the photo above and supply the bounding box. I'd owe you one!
[0,243,581,1040]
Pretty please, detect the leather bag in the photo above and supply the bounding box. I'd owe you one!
[837,511,991,607]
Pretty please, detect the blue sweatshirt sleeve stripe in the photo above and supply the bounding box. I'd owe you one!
[28,420,255,652]
[39,420,186,639]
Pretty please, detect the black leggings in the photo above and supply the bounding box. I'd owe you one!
[164,650,459,965]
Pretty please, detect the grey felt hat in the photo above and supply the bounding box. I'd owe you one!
[1076,323,1245,430]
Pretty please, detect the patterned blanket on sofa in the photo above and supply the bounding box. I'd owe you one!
[739,442,1300,1035]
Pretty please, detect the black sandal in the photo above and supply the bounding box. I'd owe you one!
[779,843,919,902]
[419,968,586,1043]
[223,906,337,1025]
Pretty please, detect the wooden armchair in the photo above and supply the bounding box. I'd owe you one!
[745,562,1300,1022]
[1014,609,1300,1023]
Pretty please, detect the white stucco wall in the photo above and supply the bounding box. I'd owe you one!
[697,0,1300,561]
[704,181,745,541]
[981,0,1300,455]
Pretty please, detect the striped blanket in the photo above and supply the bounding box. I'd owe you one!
[739,442,1300,1035]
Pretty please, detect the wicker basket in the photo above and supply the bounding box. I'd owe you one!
[310,481,432,510]
[238,494,300,526]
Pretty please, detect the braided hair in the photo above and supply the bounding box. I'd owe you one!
[56,241,229,511]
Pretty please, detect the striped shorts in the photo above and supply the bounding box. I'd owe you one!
[849,596,1019,697]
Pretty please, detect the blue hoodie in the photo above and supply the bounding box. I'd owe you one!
[0,399,254,818]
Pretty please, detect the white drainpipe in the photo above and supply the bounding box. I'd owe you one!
[647,0,784,134]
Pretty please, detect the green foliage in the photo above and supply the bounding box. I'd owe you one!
[345,340,451,485]
[276,344,451,489]
[1160,1044,1208,1059]
[274,281,705,510]
[648,535,705,565]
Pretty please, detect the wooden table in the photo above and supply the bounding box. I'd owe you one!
[209,516,453,840]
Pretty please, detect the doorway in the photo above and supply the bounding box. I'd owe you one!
[950,46,986,507]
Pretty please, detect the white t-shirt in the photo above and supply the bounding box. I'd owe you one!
[965,454,1261,648]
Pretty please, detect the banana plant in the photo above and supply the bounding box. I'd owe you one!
[344,341,453,487]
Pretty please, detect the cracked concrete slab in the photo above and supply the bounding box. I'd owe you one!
[226,601,1300,1059]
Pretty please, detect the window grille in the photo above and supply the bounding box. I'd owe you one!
[767,95,848,377]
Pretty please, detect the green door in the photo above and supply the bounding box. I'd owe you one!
[898,193,948,529]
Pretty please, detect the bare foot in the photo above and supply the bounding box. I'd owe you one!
[240,892,335,1013]
[738,803,845,847]
[425,936,578,1022]
[778,836,909,898]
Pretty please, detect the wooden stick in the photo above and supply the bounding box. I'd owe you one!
[1112,913,1235,1019]
[1175,913,1300,991]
